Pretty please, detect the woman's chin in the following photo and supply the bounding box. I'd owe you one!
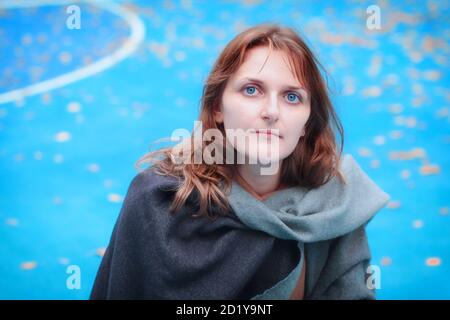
[246,153,281,166]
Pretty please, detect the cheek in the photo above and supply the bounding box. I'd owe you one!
[222,94,257,128]
[287,107,310,129]
[282,110,310,144]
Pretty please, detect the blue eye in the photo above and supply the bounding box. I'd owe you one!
[286,92,301,104]
[244,86,258,96]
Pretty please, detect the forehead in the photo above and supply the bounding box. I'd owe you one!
[232,46,304,87]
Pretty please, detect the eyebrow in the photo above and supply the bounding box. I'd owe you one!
[238,77,308,93]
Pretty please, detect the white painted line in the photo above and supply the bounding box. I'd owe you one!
[0,0,146,105]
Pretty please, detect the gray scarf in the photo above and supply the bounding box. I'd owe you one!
[227,154,390,299]
[228,154,390,243]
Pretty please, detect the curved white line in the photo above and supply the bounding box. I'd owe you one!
[0,0,146,105]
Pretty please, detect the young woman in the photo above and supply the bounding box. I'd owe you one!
[90,24,390,300]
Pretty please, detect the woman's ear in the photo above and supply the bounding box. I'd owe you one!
[213,109,224,124]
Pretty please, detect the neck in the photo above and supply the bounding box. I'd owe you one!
[235,161,284,201]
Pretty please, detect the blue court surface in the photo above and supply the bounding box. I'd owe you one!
[0,0,449,299]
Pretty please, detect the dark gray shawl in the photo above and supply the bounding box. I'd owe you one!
[90,154,390,300]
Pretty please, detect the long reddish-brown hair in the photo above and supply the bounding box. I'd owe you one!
[136,23,345,220]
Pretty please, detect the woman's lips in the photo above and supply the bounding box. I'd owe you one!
[254,129,282,138]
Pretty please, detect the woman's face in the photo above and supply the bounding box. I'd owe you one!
[215,46,311,166]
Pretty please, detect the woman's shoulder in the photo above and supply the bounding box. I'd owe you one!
[113,167,184,230]
[127,167,180,199]
[120,167,244,230]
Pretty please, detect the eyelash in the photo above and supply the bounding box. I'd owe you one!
[241,85,303,104]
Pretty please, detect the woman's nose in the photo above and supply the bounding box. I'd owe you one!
[261,93,279,123]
